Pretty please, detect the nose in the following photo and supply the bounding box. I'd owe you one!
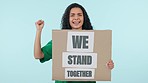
[74,15,79,20]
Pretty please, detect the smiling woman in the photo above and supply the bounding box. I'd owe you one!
[61,3,93,30]
[34,3,114,83]
[69,7,84,30]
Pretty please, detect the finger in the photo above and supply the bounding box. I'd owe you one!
[107,63,114,67]
[107,63,113,67]
[108,65,114,67]
[108,65,114,69]
[38,21,44,25]
[107,62,113,66]
[109,60,113,63]
[36,20,43,23]
[39,19,44,22]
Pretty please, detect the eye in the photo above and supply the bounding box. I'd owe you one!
[70,13,75,17]
[79,14,82,16]
[78,13,82,16]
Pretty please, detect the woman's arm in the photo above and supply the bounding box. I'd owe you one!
[34,20,44,59]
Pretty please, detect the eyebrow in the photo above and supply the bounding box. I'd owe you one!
[70,13,83,14]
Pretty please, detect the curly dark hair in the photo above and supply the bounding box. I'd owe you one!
[61,3,93,30]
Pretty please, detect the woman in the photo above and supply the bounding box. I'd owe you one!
[34,3,114,83]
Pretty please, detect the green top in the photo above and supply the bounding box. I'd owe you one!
[40,40,96,83]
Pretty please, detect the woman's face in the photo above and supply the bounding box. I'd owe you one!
[69,7,84,30]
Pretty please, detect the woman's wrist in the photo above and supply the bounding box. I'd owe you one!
[36,29,42,32]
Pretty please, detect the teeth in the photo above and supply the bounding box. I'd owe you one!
[73,21,80,26]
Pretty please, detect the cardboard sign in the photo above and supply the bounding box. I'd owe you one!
[52,30,112,81]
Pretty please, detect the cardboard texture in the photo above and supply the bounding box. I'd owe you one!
[52,30,112,81]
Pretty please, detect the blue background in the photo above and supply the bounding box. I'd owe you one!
[0,0,148,83]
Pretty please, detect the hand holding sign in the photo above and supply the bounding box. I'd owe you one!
[107,60,114,69]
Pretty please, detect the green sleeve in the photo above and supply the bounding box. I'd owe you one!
[55,81,96,83]
[40,40,52,63]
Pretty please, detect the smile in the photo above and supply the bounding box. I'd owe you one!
[72,21,81,26]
